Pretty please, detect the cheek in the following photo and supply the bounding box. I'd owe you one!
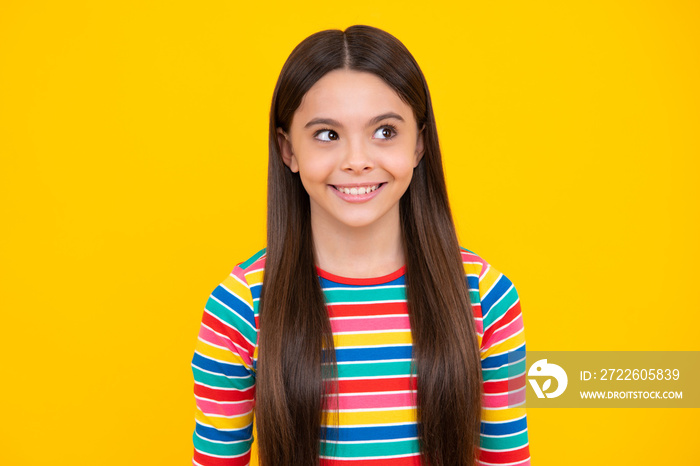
[384,148,418,180]
[296,156,334,184]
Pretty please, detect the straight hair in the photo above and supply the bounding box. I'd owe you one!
[257,25,483,465]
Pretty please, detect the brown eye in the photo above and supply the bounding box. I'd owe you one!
[316,129,339,142]
[373,125,396,140]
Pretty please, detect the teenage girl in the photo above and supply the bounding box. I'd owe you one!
[192,25,530,466]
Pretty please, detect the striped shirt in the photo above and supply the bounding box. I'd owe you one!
[192,248,530,465]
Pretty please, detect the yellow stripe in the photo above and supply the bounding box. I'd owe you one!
[333,331,412,347]
[481,406,527,422]
[463,260,484,278]
[246,269,265,287]
[196,340,250,367]
[330,408,417,426]
[479,267,501,298]
[221,275,254,308]
[195,408,253,430]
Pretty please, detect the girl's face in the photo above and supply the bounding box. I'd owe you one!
[277,69,424,233]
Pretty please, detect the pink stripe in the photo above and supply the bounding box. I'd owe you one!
[330,315,410,333]
[233,255,265,279]
[196,397,253,417]
[461,250,488,279]
[325,392,416,410]
[232,266,248,281]
[488,315,523,346]
[199,326,252,366]
[325,391,417,410]
[482,389,526,408]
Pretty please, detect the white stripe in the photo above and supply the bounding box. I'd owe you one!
[323,285,405,291]
[321,436,419,445]
[481,427,528,438]
[329,299,407,305]
[330,314,408,321]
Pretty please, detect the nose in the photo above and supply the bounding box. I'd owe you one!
[341,140,374,173]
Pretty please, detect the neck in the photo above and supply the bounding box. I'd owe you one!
[310,207,404,279]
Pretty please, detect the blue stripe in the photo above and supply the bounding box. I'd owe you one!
[211,285,256,328]
[192,352,251,378]
[481,417,528,436]
[335,345,412,362]
[195,421,253,442]
[480,274,513,318]
[480,343,526,369]
[322,424,418,441]
[250,283,262,301]
[467,275,479,291]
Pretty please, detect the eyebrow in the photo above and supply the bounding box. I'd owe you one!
[303,112,405,129]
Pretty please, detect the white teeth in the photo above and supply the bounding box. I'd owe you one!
[336,184,380,195]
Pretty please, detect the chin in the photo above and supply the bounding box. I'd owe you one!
[324,211,375,228]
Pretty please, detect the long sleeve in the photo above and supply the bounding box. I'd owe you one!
[191,264,258,466]
[462,249,530,466]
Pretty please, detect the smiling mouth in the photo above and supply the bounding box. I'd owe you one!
[331,183,384,195]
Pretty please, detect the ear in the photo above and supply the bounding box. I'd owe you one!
[277,128,299,173]
[414,124,426,167]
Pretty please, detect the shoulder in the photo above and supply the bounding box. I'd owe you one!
[459,246,515,297]
[204,248,267,336]
[222,247,267,308]
[458,246,524,348]
[231,247,267,294]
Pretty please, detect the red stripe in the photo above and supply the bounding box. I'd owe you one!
[337,376,417,393]
[202,311,255,354]
[321,455,421,465]
[478,445,530,463]
[483,373,526,393]
[317,265,406,285]
[195,383,255,402]
[482,302,521,347]
[471,303,482,319]
[193,449,249,466]
[328,302,407,318]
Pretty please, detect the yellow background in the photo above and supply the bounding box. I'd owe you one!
[1,1,698,464]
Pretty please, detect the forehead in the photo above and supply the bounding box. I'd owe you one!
[293,69,414,124]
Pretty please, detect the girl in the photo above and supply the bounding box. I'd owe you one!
[192,25,530,466]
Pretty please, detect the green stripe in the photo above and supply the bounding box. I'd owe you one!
[483,286,518,329]
[469,290,480,304]
[323,286,406,304]
[320,438,420,458]
[205,297,257,343]
[239,248,266,269]
[482,359,526,381]
[480,430,528,450]
[337,360,412,378]
[192,366,254,390]
[193,432,251,456]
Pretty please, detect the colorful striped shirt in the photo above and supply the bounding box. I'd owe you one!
[192,248,530,465]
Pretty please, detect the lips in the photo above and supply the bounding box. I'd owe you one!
[331,184,382,195]
[330,182,386,202]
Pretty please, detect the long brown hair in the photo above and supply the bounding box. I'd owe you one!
[258,25,482,465]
